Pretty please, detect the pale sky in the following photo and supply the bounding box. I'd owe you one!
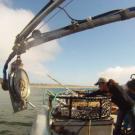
[0,0,135,86]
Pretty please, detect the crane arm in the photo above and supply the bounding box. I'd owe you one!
[2,0,65,84]
[25,7,135,50]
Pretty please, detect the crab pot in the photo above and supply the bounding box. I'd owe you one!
[51,96,113,135]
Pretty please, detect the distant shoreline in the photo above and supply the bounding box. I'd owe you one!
[0,79,95,89]
[30,84,95,89]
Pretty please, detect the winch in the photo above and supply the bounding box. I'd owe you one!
[8,56,30,112]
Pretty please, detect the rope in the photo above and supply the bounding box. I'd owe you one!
[47,89,65,119]
[3,51,16,81]
[47,74,76,94]
[58,6,77,22]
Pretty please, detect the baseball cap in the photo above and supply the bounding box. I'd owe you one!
[95,77,107,85]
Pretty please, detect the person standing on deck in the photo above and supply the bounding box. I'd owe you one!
[127,79,135,101]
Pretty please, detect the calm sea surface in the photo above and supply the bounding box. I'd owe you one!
[0,87,93,135]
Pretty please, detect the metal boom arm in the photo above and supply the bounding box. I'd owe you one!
[13,0,65,51]
[25,7,135,50]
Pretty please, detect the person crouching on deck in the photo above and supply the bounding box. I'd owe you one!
[87,77,135,135]
[107,80,135,135]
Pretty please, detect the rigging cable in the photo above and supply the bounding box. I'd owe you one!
[38,0,75,30]
[58,6,78,23]
[47,74,76,94]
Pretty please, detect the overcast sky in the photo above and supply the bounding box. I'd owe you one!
[0,0,135,86]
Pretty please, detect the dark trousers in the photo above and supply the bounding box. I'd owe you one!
[113,107,135,135]
[128,105,135,134]
[113,110,126,135]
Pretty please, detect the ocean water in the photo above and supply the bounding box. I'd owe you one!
[0,87,47,135]
[0,87,93,135]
